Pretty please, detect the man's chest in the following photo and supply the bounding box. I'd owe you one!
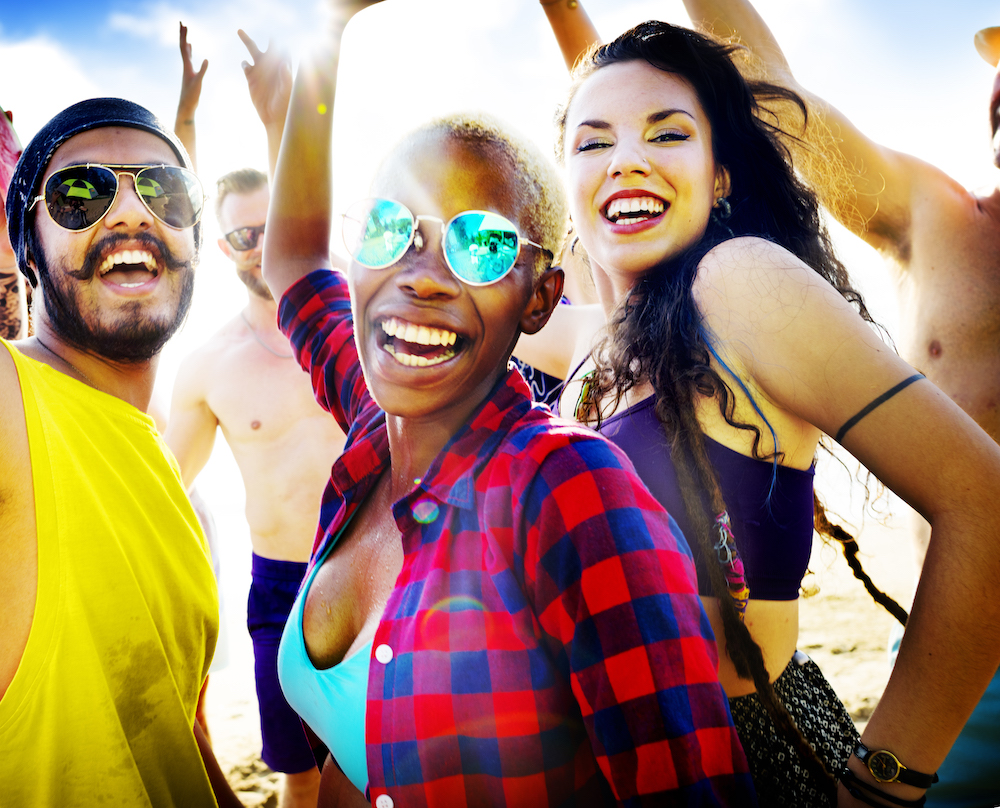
[205,354,324,442]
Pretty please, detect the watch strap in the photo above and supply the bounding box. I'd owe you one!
[854,743,939,789]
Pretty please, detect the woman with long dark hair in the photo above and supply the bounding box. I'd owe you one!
[514,5,1000,806]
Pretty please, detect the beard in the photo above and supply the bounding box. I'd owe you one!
[35,232,196,363]
[236,264,273,301]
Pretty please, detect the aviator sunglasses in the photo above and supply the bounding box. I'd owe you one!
[342,198,551,286]
[224,224,265,251]
[30,163,206,231]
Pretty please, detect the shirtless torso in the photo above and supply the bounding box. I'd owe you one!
[165,182,346,563]
[891,180,1000,445]
[166,304,346,562]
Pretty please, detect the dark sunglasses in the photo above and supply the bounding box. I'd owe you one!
[30,163,205,231]
[223,224,265,251]
[342,197,551,286]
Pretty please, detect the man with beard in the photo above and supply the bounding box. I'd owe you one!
[165,167,346,808]
[0,98,240,806]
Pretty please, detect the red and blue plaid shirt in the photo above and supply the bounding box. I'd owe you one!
[279,269,754,807]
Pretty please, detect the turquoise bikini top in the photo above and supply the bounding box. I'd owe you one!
[277,535,372,794]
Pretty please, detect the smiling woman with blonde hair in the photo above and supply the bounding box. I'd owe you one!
[247,2,756,805]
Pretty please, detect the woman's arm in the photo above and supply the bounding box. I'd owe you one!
[680,0,923,256]
[258,3,382,426]
[695,237,1000,804]
[317,753,369,807]
[512,302,603,381]
[539,0,601,71]
[260,1,382,303]
[258,36,335,302]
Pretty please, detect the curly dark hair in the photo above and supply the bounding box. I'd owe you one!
[558,20,905,792]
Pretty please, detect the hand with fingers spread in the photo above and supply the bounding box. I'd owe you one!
[175,21,207,168]
[238,30,292,131]
[238,29,292,176]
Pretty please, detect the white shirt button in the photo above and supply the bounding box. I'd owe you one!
[374,644,394,664]
[375,794,394,808]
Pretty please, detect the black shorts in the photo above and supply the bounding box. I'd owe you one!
[247,553,318,774]
[729,650,859,807]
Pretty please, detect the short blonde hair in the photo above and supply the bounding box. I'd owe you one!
[378,113,568,278]
[214,167,267,226]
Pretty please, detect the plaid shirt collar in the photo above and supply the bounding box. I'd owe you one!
[327,366,533,524]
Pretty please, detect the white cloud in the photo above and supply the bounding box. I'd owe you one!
[0,36,102,141]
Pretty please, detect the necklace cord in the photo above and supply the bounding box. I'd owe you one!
[240,311,294,359]
[35,336,97,387]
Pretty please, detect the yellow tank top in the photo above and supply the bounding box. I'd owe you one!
[0,341,219,806]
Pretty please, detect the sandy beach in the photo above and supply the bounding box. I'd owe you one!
[202,452,916,806]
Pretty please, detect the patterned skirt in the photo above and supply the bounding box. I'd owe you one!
[728,651,859,807]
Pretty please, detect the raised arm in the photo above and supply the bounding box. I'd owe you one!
[695,237,1000,806]
[260,2,382,302]
[164,352,219,489]
[238,30,292,181]
[681,0,925,257]
[539,0,600,71]
[174,22,208,171]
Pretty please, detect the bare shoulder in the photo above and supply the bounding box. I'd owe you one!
[876,152,986,262]
[693,237,842,339]
[909,166,1000,238]
[695,237,811,298]
[514,302,606,381]
[904,151,974,204]
[558,301,605,337]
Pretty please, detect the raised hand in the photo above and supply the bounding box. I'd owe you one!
[177,22,207,121]
[175,21,207,168]
[238,30,293,132]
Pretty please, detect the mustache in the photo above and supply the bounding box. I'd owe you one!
[66,232,192,281]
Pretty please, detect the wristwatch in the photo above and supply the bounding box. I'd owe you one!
[854,743,939,788]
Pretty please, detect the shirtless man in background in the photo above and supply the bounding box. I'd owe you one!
[165,167,346,808]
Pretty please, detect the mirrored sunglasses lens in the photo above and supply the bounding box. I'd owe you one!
[343,199,413,268]
[45,166,118,230]
[227,227,259,251]
[445,211,519,285]
[137,166,203,228]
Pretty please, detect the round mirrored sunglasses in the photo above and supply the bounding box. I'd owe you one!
[342,197,551,286]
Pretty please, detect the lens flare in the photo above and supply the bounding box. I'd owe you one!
[412,498,439,524]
